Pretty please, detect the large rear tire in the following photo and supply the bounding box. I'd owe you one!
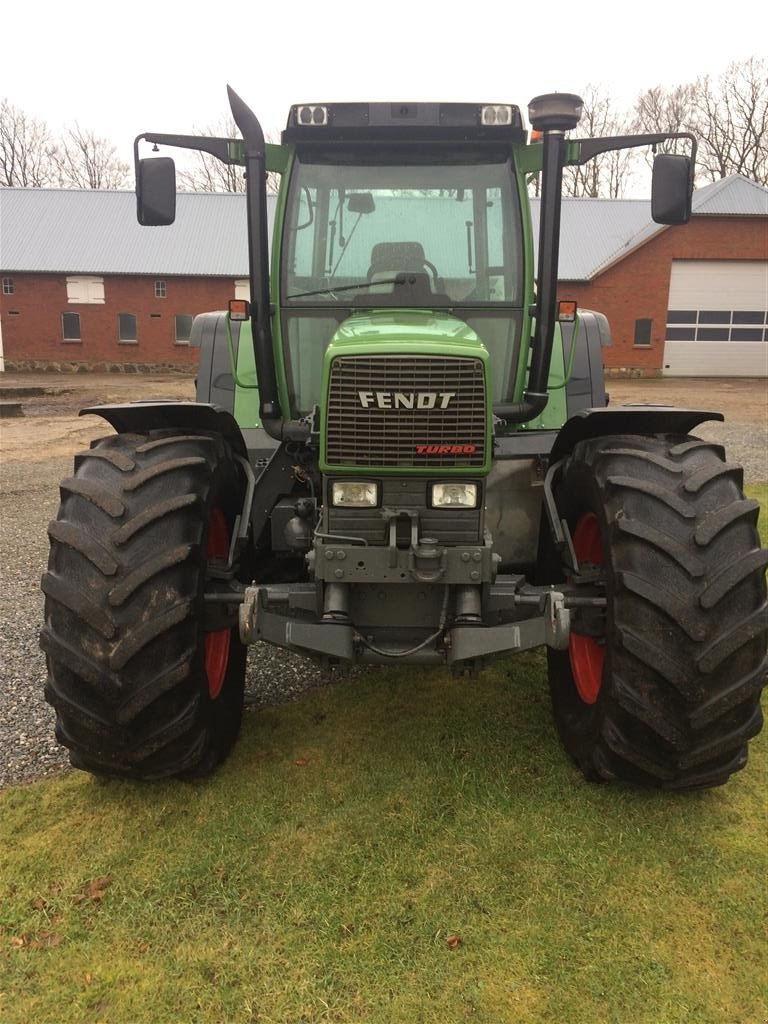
[41,431,247,779]
[546,434,768,789]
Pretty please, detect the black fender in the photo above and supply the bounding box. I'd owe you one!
[79,402,248,460]
[549,406,724,463]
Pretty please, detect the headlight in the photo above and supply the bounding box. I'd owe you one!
[430,482,478,508]
[331,481,379,507]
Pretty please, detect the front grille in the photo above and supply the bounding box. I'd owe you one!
[325,355,487,468]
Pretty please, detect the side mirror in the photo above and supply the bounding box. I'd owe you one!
[136,157,176,226]
[651,153,692,225]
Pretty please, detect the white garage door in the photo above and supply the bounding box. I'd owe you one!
[663,260,768,377]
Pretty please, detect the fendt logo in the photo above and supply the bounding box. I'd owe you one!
[358,390,456,410]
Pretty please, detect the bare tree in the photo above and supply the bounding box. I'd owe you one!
[689,58,768,185]
[632,83,696,159]
[0,98,56,187]
[633,58,767,186]
[178,116,280,194]
[51,124,130,189]
[531,85,635,198]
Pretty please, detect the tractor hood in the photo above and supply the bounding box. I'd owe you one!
[320,309,493,476]
[326,309,487,359]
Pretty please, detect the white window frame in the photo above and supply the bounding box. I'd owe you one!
[174,313,194,345]
[154,279,167,298]
[2,277,13,295]
[118,312,138,344]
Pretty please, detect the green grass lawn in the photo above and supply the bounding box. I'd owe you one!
[1,489,766,1024]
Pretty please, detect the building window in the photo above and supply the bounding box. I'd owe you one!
[66,276,105,304]
[118,313,137,343]
[174,314,194,344]
[154,280,167,298]
[61,312,81,342]
[2,277,14,295]
[666,309,768,343]
[634,318,653,347]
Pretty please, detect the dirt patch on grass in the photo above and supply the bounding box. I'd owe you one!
[607,377,767,427]
[0,373,195,463]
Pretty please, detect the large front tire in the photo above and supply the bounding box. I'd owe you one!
[546,434,768,789]
[41,431,247,779]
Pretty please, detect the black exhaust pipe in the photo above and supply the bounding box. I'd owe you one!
[495,93,583,425]
[227,86,309,442]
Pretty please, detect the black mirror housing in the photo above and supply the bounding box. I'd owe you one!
[651,153,692,225]
[137,157,177,226]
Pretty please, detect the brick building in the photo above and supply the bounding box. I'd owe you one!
[0,190,252,372]
[533,174,767,377]
[1,177,766,376]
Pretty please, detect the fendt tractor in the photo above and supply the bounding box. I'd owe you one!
[41,89,768,788]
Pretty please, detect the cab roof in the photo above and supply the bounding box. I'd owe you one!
[282,102,527,145]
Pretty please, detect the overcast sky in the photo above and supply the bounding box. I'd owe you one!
[2,0,763,171]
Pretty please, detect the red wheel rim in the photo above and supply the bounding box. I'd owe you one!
[205,507,231,699]
[568,512,605,704]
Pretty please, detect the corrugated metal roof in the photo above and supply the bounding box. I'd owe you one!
[533,174,768,281]
[531,197,652,280]
[693,174,768,216]
[1,174,764,281]
[0,189,255,276]
[568,175,767,280]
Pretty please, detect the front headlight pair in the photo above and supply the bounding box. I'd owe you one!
[331,481,478,509]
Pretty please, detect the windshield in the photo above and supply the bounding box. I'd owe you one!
[282,156,523,308]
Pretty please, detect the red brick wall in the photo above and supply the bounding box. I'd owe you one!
[0,274,238,369]
[558,216,766,374]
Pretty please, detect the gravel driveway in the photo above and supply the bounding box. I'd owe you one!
[1,386,765,788]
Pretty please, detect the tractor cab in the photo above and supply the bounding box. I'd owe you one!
[279,136,526,412]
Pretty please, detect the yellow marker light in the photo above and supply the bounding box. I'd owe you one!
[228,299,250,321]
[431,483,478,508]
[331,481,379,508]
[558,300,578,323]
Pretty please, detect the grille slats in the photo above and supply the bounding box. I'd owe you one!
[325,355,486,468]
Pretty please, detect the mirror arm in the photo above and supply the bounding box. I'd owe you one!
[575,131,697,170]
[133,133,239,165]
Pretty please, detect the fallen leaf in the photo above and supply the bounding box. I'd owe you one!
[294,758,310,767]
[446,934,462,950]
[11,936,25,947]
[84,972,93,985]
[31,897,48,911]
[74,875,112,904]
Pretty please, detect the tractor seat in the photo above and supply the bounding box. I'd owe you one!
[367,242,441,288]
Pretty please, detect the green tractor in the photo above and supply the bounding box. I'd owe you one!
[41,89,767,788]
